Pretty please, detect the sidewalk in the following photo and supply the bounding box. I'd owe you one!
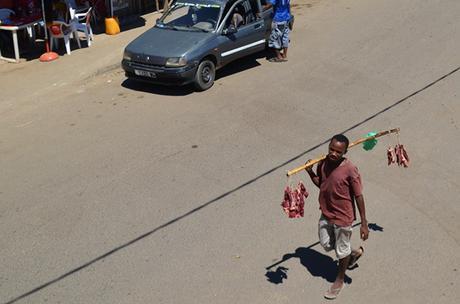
[0,11,159,115]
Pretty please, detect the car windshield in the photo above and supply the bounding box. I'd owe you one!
[158,2,221,32]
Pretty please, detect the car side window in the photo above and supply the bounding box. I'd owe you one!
[222,0,258,29]
[231,4,245,28]
[222,2,234,20]
[222,0,245,29]
[241,0,256,25]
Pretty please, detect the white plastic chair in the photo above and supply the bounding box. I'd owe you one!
[48,21,81,55]
[73,7,94,47]
[67,0,91,21]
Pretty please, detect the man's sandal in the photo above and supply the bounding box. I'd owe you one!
[348,246,364,270]
[324,284,344,300]
[268,57,287,63]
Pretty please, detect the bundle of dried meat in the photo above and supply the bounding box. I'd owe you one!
[387,146,396,165]
[387,144,410,167]
[281,182,309,218]
[395,144,410,167]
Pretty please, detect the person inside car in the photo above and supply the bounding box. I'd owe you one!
[231,6,245,28]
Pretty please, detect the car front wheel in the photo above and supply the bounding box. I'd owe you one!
[194,59,215,91]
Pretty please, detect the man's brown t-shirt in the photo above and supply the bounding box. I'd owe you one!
[317,158,363,227]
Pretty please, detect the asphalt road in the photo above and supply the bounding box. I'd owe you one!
[1,0,459,303]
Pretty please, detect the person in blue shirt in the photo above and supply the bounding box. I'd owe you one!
[263,0,291,62]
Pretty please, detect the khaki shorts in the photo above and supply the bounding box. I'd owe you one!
[318,215,352,259]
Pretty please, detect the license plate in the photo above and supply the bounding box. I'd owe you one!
[134,69,156,78]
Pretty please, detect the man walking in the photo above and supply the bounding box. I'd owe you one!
[305,134,369,299]
[263,0,291,62]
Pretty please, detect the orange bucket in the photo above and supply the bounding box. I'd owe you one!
[105,17,120,35]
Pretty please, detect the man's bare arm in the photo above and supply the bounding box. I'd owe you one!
[355,195,369,240]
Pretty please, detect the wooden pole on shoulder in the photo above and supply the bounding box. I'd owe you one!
[286,128,400,176]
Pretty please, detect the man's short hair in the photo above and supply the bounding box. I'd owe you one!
[331,134,349,149]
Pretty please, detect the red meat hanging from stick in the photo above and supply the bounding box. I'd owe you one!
[284,128,409,218]
[387,146,396,165]
[281,182,308,218]
[387,144,410,167]
[387,128,410,168]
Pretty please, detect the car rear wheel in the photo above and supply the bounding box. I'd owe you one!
[194,59,215,91]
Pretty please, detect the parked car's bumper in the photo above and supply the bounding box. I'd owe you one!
[122,60,198,86]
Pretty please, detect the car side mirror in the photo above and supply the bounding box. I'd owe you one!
[224,24,238,35]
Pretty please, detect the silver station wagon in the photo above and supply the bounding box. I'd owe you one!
[122,0,273,91]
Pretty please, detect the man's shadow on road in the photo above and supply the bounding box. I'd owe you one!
[265,247,352,285]
[265,223,384,285]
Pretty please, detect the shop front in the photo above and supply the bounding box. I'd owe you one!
[108,0,166,17]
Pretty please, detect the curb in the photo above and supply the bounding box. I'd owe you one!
[85,62,122,80]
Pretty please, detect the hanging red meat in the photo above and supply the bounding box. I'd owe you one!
[387,146,396,165]
[281,182,309,218]
[394,144,410,167]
